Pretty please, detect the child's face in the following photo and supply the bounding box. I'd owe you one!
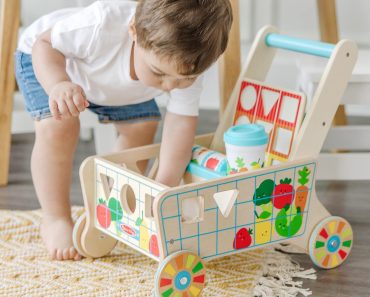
[132,43,198,92]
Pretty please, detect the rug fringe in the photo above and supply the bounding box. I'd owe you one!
[253,247,317,297]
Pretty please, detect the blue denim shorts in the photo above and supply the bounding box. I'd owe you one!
[14,51,162,123]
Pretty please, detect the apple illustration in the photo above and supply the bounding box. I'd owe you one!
[233,228,253,249]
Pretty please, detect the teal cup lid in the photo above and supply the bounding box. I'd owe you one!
[224,124,268,146]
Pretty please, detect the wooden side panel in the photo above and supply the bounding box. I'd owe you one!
[154,158,320,261]
[93,158,167,261]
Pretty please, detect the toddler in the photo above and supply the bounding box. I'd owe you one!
[15,0,232,260]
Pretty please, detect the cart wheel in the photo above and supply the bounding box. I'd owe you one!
[309,216,353,269]
[72,212,90,258]
[72,212,117,258]
[155,250,206,297]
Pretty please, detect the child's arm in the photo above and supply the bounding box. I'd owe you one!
[155,111,198,187]
[32,29,88,120]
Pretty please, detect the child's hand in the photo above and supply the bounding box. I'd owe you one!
[49,81,89,120]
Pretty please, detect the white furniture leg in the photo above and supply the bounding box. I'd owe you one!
[92,123,117,155]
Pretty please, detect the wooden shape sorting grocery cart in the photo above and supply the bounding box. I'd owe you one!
[73,26,357,296]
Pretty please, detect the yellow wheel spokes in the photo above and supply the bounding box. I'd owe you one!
[310,217,353,269]
[156,251,206,297]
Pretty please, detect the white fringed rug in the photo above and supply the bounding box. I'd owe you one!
[0,207,316,297]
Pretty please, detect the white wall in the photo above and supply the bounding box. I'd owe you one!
[235,0,370,117]
[14,0,370,111]
[20,0,96,26]
[19,0,370,45]
[198,0,370,110]
[239,0,370,46]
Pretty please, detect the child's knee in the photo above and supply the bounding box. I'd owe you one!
[116,121,158,138]
[35,117,80,142]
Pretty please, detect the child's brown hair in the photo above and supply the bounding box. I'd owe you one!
[135,0,233,75]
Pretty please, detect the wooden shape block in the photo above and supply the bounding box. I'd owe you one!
[213,189,239,218]
[181,196,204,224]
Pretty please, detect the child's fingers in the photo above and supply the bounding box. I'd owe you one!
[49,100,61,120]
[58,100,72,118]
[65,97,80,117]
[72,93,87,112]
[81,89,89,107]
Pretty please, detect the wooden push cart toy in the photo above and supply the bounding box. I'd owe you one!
[73,26,357,296]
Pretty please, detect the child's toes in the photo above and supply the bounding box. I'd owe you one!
[69,246,76,257]
[40,216,78,261]
[69,247,81,260]
[56,249,64,261]
[63,248,71,260]
[74,253,82,261]
[73,251,82,261]
[49,249,57,260]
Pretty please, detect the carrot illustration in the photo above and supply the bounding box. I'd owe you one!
[295,166,311,211]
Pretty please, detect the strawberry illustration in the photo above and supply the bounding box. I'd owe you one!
[233,228,253,249]
[97,198,111,228]
[273,178,294,209]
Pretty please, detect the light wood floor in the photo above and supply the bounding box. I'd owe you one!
[1,110,369,296]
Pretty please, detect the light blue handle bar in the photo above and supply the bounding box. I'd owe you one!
[265,33,335,58]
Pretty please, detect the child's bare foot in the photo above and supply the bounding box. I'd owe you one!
[41,216,82,261]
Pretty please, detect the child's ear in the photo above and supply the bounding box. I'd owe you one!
[128,18,137,42]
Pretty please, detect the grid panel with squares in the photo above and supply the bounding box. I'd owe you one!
[95,161,163,257]
[160,162,316,259]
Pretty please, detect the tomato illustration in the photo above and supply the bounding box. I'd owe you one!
[273,178,294,209]
[206,157,219,170]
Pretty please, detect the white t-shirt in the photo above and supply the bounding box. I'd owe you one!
[17,0,203,116]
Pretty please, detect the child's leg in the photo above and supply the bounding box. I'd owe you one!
[114,121,159,172]
[32,116,81,260]
[14,51,82,260]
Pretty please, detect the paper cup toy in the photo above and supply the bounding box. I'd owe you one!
[224,124,268,174]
